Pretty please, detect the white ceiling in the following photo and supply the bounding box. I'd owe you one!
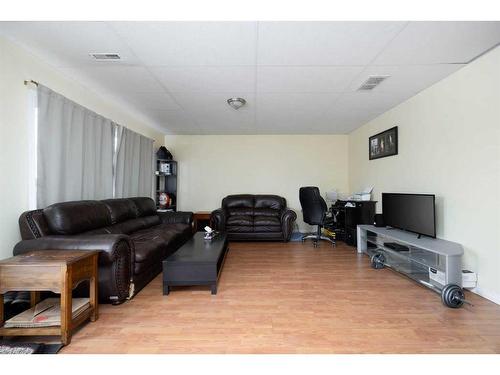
[1,21,499,134]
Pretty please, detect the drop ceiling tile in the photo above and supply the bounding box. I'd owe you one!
[171,92,256,130]
[323,92,402,125]
[321,112,383,134]
[60,66,165,94]
[320,122,364,134]
[257,21,406,66]
[171,92,254,112]
[374,21,500,65]
[109,21,257,66]
[348,64,466,96]
[147,109,200,133]
[257,66,364,93]
[0,21,140,67]
[256,93,340,131]
[151,66,255,93]
[257,92,340,114]
[190,124,257,135]
[123,91,181,111]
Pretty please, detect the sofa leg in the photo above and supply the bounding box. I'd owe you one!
[127,282,135,300]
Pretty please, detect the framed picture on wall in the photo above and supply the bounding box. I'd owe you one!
[369,126,398,160]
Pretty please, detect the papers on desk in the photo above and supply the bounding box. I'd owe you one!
[350,186,373,201]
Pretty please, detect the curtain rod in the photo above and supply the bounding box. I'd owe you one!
[24,79,39,86]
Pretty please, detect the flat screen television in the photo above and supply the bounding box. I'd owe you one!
[382,193,436,238]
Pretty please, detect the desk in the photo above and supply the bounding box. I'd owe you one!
[330,200,377,246]
[0,250,99,345]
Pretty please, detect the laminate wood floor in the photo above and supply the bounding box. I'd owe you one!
[62,241,500,354]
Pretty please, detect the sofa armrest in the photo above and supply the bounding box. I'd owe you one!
[210,209,226,231]
[13,234,133,265]
[158,211,193,226]
[13,235,134,304]
[281,209,297,242]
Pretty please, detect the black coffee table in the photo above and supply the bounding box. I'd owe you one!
[162,232,228,295]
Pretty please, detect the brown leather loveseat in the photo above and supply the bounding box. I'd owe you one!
[210,194,297,241]
[14,197,193,304]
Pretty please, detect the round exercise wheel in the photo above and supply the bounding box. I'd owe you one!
[441,284,465,308]
[370,252,386,269]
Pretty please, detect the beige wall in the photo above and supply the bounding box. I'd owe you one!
[0,37,165,259]
[165,135,349,231]
[349,47,500,303]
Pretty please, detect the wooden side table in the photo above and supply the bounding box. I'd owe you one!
[193,211,212,233]
[0,250,99,345]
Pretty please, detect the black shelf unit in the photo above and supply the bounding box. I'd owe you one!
[155,159,177,211]
[327,200,376,246]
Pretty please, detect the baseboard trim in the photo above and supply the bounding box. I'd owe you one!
[470,286,500,305]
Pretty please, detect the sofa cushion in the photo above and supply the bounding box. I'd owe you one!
[98,215,160,235]
[130,230,166,266]
[254,216,281,226]
[134,258,161,275]
[227,215,253,226]
[43,201,112,235]
[227,208,254,217]
[82,227,114,235]
[130,197,157,217]
[227,226,254,233]
[254,195,286,210]
[159,223,192,239]
[254,226,282,233]
[143,215,161,227]
[222,195,254,209]
[253,208,280,217]
[102,198,138,224]
[109,218,147,234]
[157,223,192,255]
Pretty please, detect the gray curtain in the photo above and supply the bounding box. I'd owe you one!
[114,126,154,198]
[37,85,114,207]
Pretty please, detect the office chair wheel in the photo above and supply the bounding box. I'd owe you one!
[313,241,319,248]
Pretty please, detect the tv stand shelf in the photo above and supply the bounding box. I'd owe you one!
[357,225,468,308]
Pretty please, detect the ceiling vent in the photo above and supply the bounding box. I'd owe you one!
[89,53,121,61]
[358,76,390,91]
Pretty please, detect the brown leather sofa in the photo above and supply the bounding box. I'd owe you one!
[14,197,193,304]
[210,194,297,241]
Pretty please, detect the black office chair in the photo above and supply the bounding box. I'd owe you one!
[299,186,336,247]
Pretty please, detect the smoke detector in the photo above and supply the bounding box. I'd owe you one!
[89,53,121,61]
[358,76,390,91]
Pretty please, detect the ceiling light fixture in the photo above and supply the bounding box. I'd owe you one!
[227,97,247,110]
